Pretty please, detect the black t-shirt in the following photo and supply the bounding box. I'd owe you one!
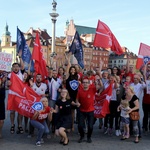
[56,99,72,116]
[122,94,139,112]
[66,76,79,101]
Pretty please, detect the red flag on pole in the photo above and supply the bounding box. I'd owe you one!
[7,72,41,118]
[136,43,150,69]
[94,83,113,118]
[32,32,48,80]
[93,20,124,55]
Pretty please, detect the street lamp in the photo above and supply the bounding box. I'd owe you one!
[49,0,59,55]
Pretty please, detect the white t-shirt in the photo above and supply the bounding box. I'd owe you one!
[32,83,47,96]
[120,106,130,118]
[130,82,146,99]
[48,77,62,101]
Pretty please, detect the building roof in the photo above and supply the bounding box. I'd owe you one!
[75,25,96,35]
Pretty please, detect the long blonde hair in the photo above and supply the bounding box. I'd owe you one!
[127,86,135,94]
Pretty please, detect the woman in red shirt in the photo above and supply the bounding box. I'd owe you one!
[30,97,52,146]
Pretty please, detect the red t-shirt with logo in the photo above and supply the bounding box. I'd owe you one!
[37,107,50,123]
[77,84,96,112]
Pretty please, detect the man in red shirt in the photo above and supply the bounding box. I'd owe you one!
[76,77,100,143]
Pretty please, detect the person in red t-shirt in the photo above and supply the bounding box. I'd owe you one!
[125,56,135,83]
[30,97,52,146]
[76,77,101,143]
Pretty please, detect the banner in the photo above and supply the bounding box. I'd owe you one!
[7,72,41,118]
[16,27,34,71]
[136,43,150,69]
[0,52,13,71]
[94,83,113,118]
[69,31,84,69]
[93,20,124,55]
[32,32,48,80]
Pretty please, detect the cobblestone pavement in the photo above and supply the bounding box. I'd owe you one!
[1,113,150,150]
[1,93,150,150]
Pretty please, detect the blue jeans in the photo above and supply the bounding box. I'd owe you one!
[30,120,49,142]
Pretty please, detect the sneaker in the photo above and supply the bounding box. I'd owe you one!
[103,127,108,135]
[78,137,84,143]
[118,130,122,136]
[41,138,44,144]
[115,130,119,136]
[87,138,92,143]
[36,141,41,146]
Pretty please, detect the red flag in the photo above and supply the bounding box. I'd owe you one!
[93,20,123,55]
[136,43,150,69]
[7,72,41,118]
[94,83,113,118]
[32,32,48,80]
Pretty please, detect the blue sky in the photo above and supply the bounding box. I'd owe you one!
[0,0,150,55]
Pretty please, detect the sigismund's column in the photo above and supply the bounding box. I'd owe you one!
[49,0,59,54]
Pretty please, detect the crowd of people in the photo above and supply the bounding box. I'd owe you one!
[0,53,150,146]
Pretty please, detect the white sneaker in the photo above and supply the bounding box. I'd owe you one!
[115,130,119,136]
[36,141,41,146]
[118,130,122,136]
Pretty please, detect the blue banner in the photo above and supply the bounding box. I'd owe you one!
[69,31,84,69]
[16,27,33,70]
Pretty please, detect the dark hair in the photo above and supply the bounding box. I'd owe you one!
[58,66,65,74]
[68,66,78,80]
[112,66,121,76]
[12,62,20,67]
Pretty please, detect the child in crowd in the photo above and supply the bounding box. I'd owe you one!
[117,99,131,140]
[123,76,131,89]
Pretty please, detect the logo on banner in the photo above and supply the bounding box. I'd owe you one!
[143,56,150,64]
[69,80,79,90]
[31,102,43,111]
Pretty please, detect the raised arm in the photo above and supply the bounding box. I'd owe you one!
[18,51,25,70]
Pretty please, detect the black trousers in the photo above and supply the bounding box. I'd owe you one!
[78,111,94,138]
[142,103,150,131]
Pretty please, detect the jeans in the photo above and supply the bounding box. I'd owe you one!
[30,120,49,142]
[132,120,139,137]
[78,111,94,138]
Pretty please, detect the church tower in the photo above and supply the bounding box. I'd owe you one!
[1,23,11,47]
